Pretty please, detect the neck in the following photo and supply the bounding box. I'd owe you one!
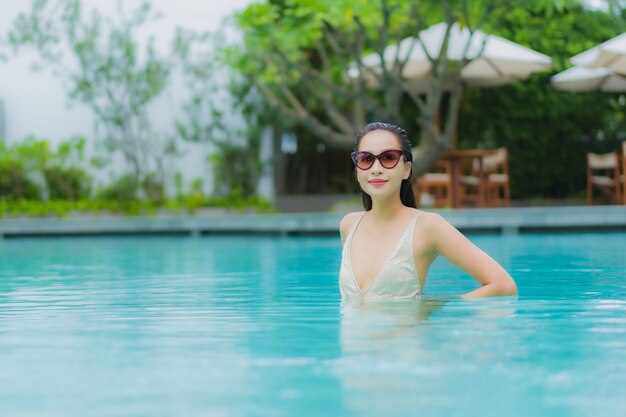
[368,195,406,221]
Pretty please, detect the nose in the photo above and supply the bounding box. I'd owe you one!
[370,157,384,173]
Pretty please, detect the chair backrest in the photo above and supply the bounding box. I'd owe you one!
[481,147,508,174]
[430,160,452,174]
[587,152,618,170]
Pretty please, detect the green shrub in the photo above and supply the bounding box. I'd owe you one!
[0,160,41,199]
[142,172,165,203]
[97,174,140,202]
[204,190,275,213]
[0,136,94,201]
[0,195,275,218]
[96,172,167,204]
[43,166,92,200]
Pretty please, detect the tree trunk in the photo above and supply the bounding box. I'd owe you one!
[411,81,465,177]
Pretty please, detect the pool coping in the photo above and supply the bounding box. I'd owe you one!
[0,206,625,238]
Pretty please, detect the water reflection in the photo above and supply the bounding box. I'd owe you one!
[339,298,448,354]
[335,297,527,416]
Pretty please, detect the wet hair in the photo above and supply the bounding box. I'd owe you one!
[353,122,417,210]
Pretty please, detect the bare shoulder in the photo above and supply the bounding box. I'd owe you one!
[414,210,457,241]
[339,211,364,244]
[416,210,472,254]
[416,210,449,228]
[339,211,364,233]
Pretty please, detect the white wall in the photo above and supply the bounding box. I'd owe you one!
[0,0,260,196]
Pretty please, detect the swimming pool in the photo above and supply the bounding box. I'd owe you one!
[1,232,625,417]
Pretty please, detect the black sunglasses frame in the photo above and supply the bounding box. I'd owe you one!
[351,149,405,170]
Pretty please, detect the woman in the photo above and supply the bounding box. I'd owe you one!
[339,122,517,303]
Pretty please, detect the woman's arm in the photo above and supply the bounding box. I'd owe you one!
[424,213,517,298]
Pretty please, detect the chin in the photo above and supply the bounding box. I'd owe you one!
[365,187,396,198]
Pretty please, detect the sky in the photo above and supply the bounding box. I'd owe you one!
[0,0,256,142]
[0,0,259,193]
[585,0,610,9]
[0,0,255,30]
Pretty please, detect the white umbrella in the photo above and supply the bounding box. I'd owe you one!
[571,32,626,75]
[349,22,552,91]
[551,65,626,92]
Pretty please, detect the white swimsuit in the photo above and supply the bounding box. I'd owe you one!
[339,211,423,303]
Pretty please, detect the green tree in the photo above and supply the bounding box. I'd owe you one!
[231,0,574,175]
[43,136,92,200]
[0,140,43,200]
[0,135,92,200]
[174,29,276,198]
[7,0,173,198]
[459,5,626,198]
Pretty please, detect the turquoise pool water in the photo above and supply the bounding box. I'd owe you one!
[1,232,625,417]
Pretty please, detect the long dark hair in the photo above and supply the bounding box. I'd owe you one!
[353,122,417,210]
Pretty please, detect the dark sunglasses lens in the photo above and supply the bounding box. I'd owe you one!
[380,151,401,168]
[355,153,374,169]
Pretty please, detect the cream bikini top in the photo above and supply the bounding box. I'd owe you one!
[339,211,422,303]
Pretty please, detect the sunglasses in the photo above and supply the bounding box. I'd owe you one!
[351,149,404,170]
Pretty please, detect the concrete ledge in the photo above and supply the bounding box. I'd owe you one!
[438,205,626,234]
[0,206,625,238]
[0,212,343,238]
[276,194,360,213]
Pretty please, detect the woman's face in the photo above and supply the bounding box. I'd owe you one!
[355,129,411,200]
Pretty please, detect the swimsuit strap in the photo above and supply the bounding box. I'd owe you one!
[345,212,367,246]
[409,210,423,235]
[347,210,422,247]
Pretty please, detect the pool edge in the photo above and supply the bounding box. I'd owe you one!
[1,206,625,238]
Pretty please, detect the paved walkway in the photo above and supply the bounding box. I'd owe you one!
[1,206,625,238]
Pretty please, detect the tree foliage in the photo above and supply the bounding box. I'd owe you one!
[174,29,277,198]
[459,5,626,198]
[231,0,575,175]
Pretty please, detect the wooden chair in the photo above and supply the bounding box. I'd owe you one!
[414,160,452,208]
[483,148,511,207]
[457,157,484,207]
[586,151,621,205]
[459,148,510,207]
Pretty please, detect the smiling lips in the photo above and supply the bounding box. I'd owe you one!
[368,179,388,186]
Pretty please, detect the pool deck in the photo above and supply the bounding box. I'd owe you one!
[0,206,625,238]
